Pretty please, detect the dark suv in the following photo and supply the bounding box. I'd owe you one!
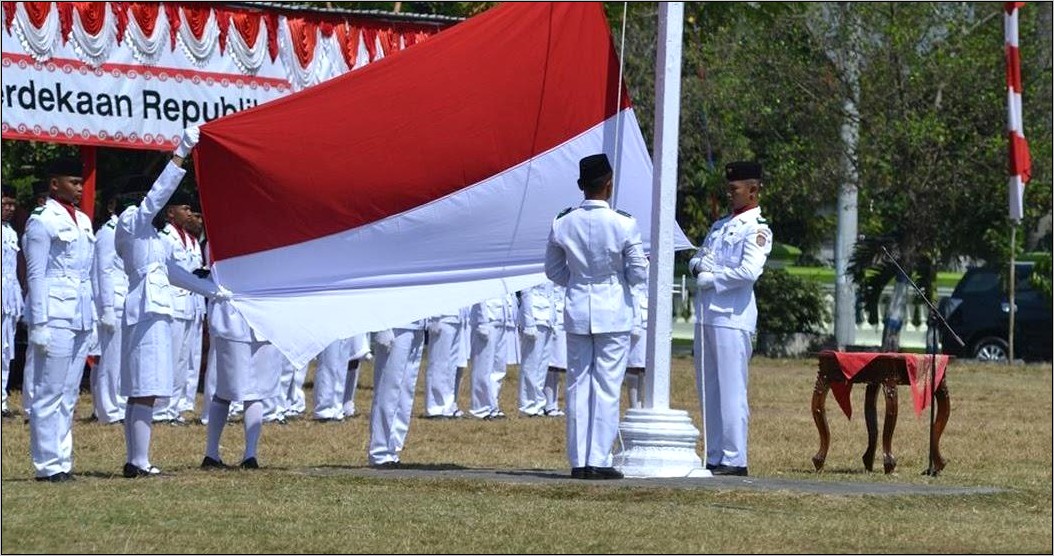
[939,263,1052,362]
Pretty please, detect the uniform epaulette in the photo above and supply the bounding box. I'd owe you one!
[556,207,576,219]
[757,217,768,224]
[160,228,171,235]
[615,209,634,219]
[31,207,44,215]
[105,221,116,229]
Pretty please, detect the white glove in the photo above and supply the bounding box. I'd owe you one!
[28,326,51,354]
[631,325,643,339]
[521,325,537,338]
[689,252,714,276]
[427,321,444,337]
[100,307,117,333]
[374,329,395,350]
[363,351,374,362]
[211,286,233,303]
[696,271,716,290]
[174,125,200,158]
[474,326,491,341]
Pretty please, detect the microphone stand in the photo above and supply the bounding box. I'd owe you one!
[880,246,964,476]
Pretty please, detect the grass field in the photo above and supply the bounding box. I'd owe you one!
[2,356,1051,553]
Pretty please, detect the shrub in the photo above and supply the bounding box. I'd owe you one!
[755,268,829,335]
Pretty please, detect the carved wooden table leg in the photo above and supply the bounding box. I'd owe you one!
[926,379,951,475]
[862,383,879,471]
[881,376,899,474]
[811,371,831,471]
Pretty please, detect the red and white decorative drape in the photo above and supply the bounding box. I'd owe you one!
[1004,2,1032,222]
[2,1,444,90]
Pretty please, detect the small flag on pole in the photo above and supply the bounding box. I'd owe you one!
[1005,2,1032,222]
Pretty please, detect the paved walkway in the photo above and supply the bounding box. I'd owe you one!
[295,465,1002,497]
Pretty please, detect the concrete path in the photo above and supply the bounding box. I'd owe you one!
[295,465,1002,497]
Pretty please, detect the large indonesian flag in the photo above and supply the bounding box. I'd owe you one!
[1005,2,1031,222]
[195,2,692,366]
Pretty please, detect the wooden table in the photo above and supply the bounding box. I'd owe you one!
[811,351,950,475]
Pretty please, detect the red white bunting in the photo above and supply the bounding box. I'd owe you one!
[2,1,443,87]
[1005,2,1031,222]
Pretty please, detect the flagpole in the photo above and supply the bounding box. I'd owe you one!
[613,1,708,479]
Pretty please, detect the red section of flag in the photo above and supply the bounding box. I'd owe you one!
[195,2,631,262]
[1009,132,1032,183]
[1005,2,1026,14]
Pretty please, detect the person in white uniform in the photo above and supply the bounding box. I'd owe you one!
[114,127,229,478]
[20,180,52,421]
[368,322,426,468]
[424,308,465,418]
[689,161,772,477]
[177,208,206,418]
[200,297,282,470]
[22,157,96,482]
[517,283,557,417]
[468,295,516,419]
[1,184,23,420]
[624,278,649,409]
[545,153,648,480]
[313,338,351,421]
[543,283,567,417]
[153,191,201,425]
[91,194,130,424]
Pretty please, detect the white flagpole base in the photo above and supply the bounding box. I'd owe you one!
[614,407,710,478]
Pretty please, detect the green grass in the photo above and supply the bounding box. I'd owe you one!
[2,357,1051,553]
[786,266,964,290]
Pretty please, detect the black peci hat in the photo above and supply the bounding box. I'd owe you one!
[578,153,613,187]
[1,183,15,199]
[165,189,196,208]
[31,180,49,197]
[46,156,83,178]
[725,161,763,183]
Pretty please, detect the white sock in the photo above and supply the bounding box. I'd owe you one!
[243,400,263,461]
[205,397,230,461]
[129,403,154,469]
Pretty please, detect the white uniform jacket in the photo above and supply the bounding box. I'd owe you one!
[92,215,129,320]
[22,199,96,330]
[470,295,516,330]
[115,163,218,326]
[159,223,203,321]
[544,200,648,335]
[690,206,772,332]
[1,222,23,319]
[519,282,557,330]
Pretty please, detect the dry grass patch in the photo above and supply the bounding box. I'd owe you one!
[2,356,1051,553]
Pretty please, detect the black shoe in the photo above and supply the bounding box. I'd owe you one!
[35,472,72,483]
[239,457,260,470]
[169,416,189,427]
[369,461,400,470]
[571,466,591,479]
[586,466,624,480]
[201,456,229,470]
[710,465,748,476]
[705,462,718,471]
[123,463,160,478]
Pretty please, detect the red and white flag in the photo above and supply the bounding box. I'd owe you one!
[1005,1,1032,222]
[195,2,691,366]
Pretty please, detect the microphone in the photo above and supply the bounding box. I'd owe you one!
[857,233,895,243]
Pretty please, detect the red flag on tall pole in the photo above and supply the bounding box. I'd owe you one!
[1005,2,1031,222]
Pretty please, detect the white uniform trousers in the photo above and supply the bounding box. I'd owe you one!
[313,339,349,420]
[368,329,424,465]
[178,317,204,414]
[424,321,461,417]
[91,325,127,423]
[392,333,424,452]
[469,325,508,418]
[155,317,194,420]
[120,315,174,398]
[1,314,15,411]
[29,327,91,477]
[518,326,553,416]
[695,325,751,468]
[565,332,629,468]
[281,358,308,416]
